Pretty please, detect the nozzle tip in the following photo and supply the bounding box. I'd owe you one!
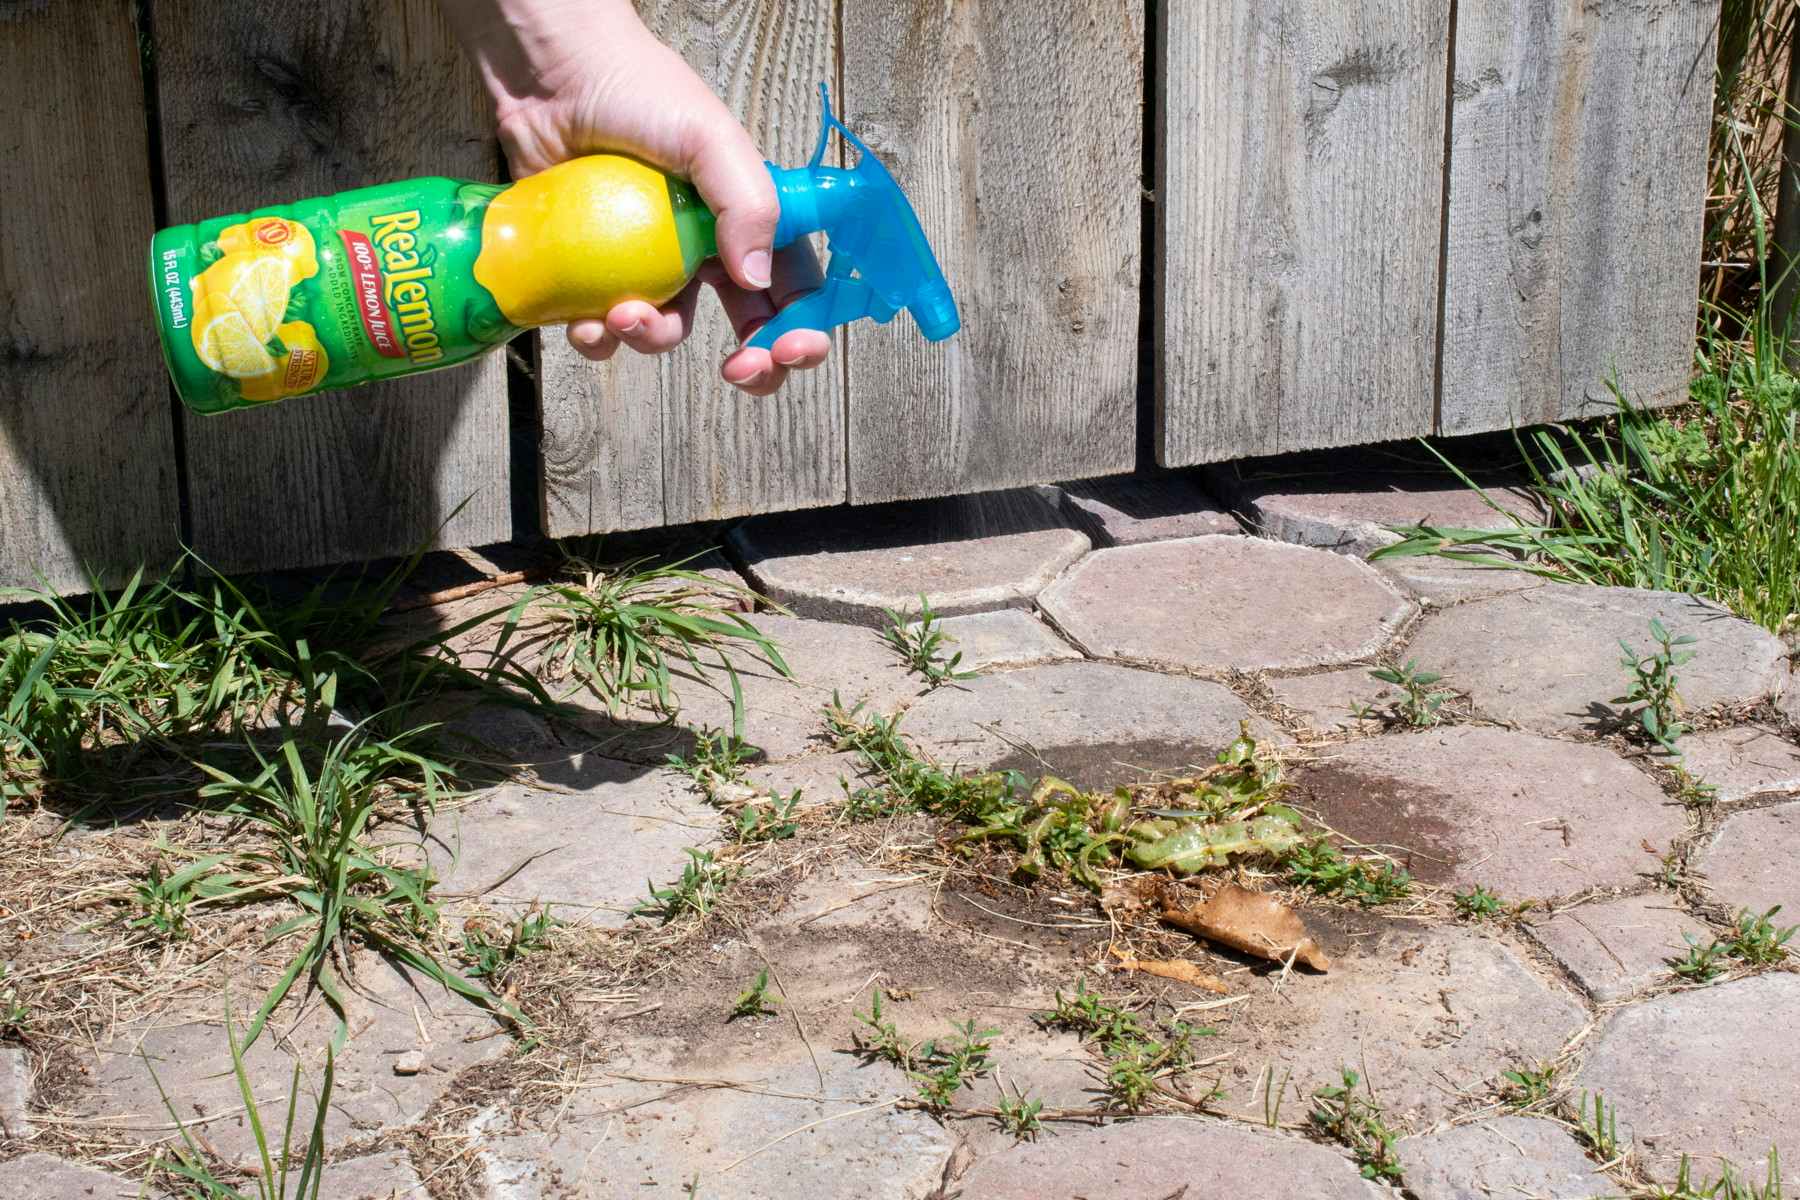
[913,288,961,342]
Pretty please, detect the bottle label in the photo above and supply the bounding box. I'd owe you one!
[152,177,516,413]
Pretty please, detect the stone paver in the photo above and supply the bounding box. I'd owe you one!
[1670,726,1800,803]
[728,488,1089,625]
[86,952,504,1164]
[315,1150,425,1199]
[1697,800,1800,918]
[1527,893,1710,1003]
[0,1045,29,1141]
[900,661,1259,788]
[1577,973,1798,1187]
[1399,1115,1610,1200]
[1376,554,1545,606]
[1039,536,1413,673]
[426,768,715,925]
[1210,462,1535,557]
[1055,475,1240,545]
[473,1051,952,1199]
[1781,673,1798,724]
[1407,584,1788,736]
[1267,668,1391,732]
[952,1118,1381,1199]
[1300,727,1683,897]
[0,1152,133,1199]
[925,609,1079,671]
[1214,924,1584,1126]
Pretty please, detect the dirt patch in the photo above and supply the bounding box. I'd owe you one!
[1290,762,1464,883]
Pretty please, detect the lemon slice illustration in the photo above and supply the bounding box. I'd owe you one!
[193,304,277,379]
[224,254,292,342]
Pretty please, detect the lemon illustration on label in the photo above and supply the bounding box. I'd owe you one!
[193,251,291,343]
[239,321,329,402]
[218,216,318,285]
[190,288,276,380]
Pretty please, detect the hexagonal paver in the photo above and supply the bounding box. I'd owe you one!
[1376,554,1545,606]
[899,661,1259,788]
[1672,726,1800,803]
[1209,459,1535,557]
[1055,474,1240,545]
[0,1046,29,1140]
[1577,973,1798,1187]
[728,488,1089,625]
[1527,893,1710,1003]
[1697,799,1800,918]
[1407,584,1788,735]
[0,1153,134,1199]
[1399,1116,1610,1200]
[316,1150,424,1200]
[426,767,717,926]
[926,608,1079,671]
[472,1050,952,1199]
[1296,727,1683,898]
[1039,536,1413,672]
[952,1118,1383,1199]
[1211,923,1584,1126]
[1268,667,1395,733]
[82,951,505,1164]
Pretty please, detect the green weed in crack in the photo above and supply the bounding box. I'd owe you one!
[1453,884,1506,921]
[1499,1061,1559,1110]
[1308,1068,1403,1183]
[728,969,779,1021]
[732,790,800,843]
[879,596,976,690]
[1672,907,1796,982]
[1647,1149,1784,1200]
[910,1018,998,1112]
[1615,619,1697,752]
[461,904,561,983]
[0,964,28,1039]
[665,727,758,794]
[1035,979,1217,1113]
[852,988,913,1069]
[1366,659,1456,728]
[1577,1090,1621,1160]
[994,1080,1044,1141]
[1284,840,1414,906]
[631,848,736,925]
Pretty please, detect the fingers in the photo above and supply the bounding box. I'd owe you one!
[682,115,781,292]
[565,319,616,361]
[563,282,702,362]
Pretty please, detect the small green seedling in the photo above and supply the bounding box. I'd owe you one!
[853,988,913,1069]
[880,596,976,689]
[1499,1062,1557,1109]
[1724,906,1797,965]
[729,969,780,1021]
[1614,618,1697,751]
[632,848,736,924]
[995,1081,1044,1141]
[666,728,757,793]
[1285,840,1414,906]
[1651,1148,1784,1199]
[462,905,561,981]
[1368,659,1456,727]
[1309,1068,1403,1182]
[1036,980,1211,1113]
[128,850,235,941]
[1453,885,1505,921]
[1577,1089,1621,1159]
[1671,931,1728,983]
[910,1017,997,1112]
[1672,764,1719,810]
[733,789,800,843]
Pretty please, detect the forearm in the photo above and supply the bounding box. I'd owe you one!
[440,0,645,112]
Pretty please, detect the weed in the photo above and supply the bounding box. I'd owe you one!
[852,988,913,1069]
[732,790,801,843]
[1308,1068,1403,1182]
[1035,980,1213,1113]
[729,969,779,1021]
[462,905,561,981]
[910,1018,997,1112]
[666,728,757,793]
[1453,885,1505,921]
[994,1081,1044,1141]
[1577,1089,1621,1159]
[1656,847,1688,890]
[1649,1149,1784,1200]
[129,846,238,941]
[632,848,736,925]
[1672,764,1719,810]
[880,596,976,689]
[1723,906,1797,965]
[1615,619,1697,751]
[1670,932,1727,983]
[0,964,27,1039]
[1499,1061,1558,1109]
[1368,659,1456,727]
[531,557,788,739]
[1284,840,1414,906]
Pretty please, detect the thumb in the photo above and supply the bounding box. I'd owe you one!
[684,115,780,293]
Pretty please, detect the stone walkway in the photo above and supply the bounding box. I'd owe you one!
[8,469,1798,1199]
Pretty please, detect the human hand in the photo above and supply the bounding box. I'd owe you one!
[442,0,831,395]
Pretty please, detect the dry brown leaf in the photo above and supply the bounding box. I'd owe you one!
[1107,945,1231,994]
[1157,883,1332,972]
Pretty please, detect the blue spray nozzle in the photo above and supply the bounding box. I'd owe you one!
[748,84,960,350]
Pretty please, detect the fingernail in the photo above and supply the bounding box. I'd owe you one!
[621,319,644,336]
[741,249,772,289]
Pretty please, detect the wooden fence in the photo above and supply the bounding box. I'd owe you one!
[1,0,1719,592]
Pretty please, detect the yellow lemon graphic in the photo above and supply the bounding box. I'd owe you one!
[473,156,692,326]
[239,321,329,403]
[189,289,276,380]
[217,216,318,283]
[192,252,290,343]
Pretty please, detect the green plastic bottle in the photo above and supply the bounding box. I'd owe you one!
[149,85,959,415]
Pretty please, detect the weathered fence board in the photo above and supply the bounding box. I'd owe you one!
[540,0,844,537]
[152,0,510,573]
[0,1,181,593]
[840,0,1141,502]
[1439,0,1717,435]
[1159,1,1451,466]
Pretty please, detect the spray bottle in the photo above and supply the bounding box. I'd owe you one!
[149,85,959,414]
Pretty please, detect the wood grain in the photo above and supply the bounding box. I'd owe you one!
[152,0,510,573]
[840,0,1141,502]
[539,0,844,537]
[0,1,181,592]
[1440,0,1717,434]
[1159,1,1450,465]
